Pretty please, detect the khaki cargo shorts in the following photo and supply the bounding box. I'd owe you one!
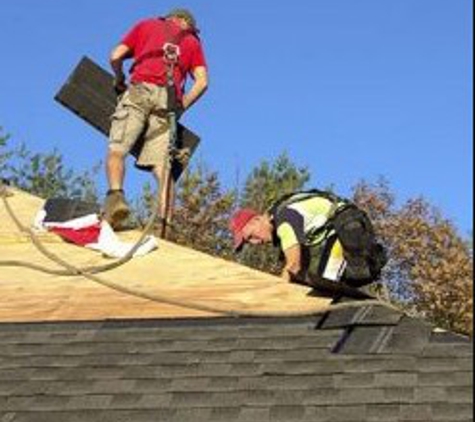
[109,83,170,175]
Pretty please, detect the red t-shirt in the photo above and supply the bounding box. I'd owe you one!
[121,18,207,99]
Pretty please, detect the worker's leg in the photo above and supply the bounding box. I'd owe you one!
[297,237,376,298]
[106,149,126,191]
[321,238,347,281]
[333,207,376,285]
[105,88,148,227]
[137,114,172,237]
[304,237,346,284]
[104,148,130,228]
[134,85,173,237]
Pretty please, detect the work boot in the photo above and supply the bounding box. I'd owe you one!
[103,189,130,229]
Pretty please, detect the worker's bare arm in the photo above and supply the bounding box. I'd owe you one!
[110,44,132,92]
[182,66,208,110]
[281,244,302,281]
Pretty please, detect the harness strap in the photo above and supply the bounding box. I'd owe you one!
[268,189,345,216]
[130,18,192,88]
[269,189,353,246]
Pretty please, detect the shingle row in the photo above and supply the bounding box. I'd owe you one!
[0,310,472,422]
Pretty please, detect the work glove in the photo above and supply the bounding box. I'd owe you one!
[113,76,128,96]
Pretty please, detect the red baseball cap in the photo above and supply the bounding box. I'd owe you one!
[229,208,259,251]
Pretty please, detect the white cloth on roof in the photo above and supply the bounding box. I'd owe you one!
[34,208,158,259]
[87,221,158,259]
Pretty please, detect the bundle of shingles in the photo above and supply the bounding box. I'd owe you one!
[33,198,158,258]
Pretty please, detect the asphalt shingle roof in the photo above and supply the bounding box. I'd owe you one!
[0,304,472,422]
[1,188,472,421]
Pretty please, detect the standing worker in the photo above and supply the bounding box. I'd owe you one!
[103,8,208,233]
[229,189,387,289]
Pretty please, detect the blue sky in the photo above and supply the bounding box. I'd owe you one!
[0,0,472,233]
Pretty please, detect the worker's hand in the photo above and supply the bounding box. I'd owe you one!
[281,269,293,282]
[287,271,313,288]
[113,76,128,96]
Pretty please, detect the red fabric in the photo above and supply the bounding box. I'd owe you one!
[50,224,101,246]
[122,18,207,99]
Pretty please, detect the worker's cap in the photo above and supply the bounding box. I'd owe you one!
[229,208,259,252]
[167,8,199,31]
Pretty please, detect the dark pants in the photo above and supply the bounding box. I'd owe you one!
[303,206,387,287]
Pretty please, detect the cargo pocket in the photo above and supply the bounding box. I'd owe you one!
[109,109,130,144]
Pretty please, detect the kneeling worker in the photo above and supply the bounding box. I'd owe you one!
[229,190,387,288]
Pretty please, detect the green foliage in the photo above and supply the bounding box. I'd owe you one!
[240,152,310,212]
[0,128,12,178]
[352,179,473,335]
[132,181,156,228]
[168,163,236,258]
[1,136,99,201]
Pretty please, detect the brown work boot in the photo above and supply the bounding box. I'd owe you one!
[103,189,130,229]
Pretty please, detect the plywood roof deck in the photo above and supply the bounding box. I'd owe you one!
[0,189,332,323]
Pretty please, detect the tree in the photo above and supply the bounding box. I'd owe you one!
[134,162,236,258]
[238,152,311,274]
[240,152,311,211]
[132,181,156,229]
[171,162,236,257]
[0,128,12,179]
[353,178,473,335]
[0,133,99,202]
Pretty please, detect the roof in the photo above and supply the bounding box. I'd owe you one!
[0,311,472,422]
[0,189,473,421]
[0,189,333,322]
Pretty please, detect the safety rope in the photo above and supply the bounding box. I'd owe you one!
[0,182,399,318]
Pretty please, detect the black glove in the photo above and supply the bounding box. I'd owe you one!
[113,76,128,96]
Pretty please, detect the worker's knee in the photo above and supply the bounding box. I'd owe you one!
[153,168,163,184]
[153,163,172,184]
[108,146,127,161]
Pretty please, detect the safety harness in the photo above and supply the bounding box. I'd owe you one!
[130,18,193,112]
[268,189,352,247]
[269,189,388,282]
